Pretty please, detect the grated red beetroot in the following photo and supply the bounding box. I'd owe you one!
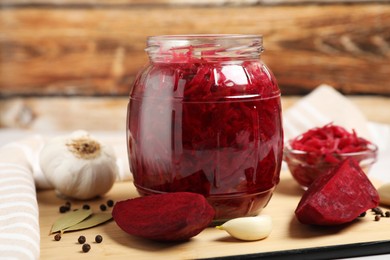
[285,123,377,188]
[290,123,372,164]
[127,36,283,221]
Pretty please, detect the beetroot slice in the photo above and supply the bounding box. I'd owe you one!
[112,192,215,241]
[295,158,379,225]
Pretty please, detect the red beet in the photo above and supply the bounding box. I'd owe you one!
[295,158,379,225]
[290,123,373,165]
[112,192,215,241]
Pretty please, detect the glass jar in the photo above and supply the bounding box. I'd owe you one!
[127,34,283,222]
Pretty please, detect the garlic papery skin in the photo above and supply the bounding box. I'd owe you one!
[39,130,118,200]
[216,215,272,241]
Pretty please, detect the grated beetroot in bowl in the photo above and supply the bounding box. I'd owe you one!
[127,39,283,221]
[290,123,372,164]
[286,123,377,188]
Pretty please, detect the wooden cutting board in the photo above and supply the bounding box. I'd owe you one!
[38,171,390,259]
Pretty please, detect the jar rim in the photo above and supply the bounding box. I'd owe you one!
[146,34,264,62]
[147,34,262,42]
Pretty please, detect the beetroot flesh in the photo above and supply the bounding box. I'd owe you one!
[295,158,379,226]
[112,192,215,241]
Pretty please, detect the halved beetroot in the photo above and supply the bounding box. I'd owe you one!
[112,192,215,241]
[295,158,379,225]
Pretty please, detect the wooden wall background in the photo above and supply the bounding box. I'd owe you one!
[1,0,390,97]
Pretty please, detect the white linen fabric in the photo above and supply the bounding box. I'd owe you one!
[283,84,372,141]
[0,137,41,260]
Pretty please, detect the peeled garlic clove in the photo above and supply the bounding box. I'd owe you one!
[39,130,118,200]
[216,215,272,241]
[378,183,390,206]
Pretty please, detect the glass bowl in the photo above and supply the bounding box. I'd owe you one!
[283,142,378,189]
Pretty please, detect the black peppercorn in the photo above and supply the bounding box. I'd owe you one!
[95,235,103,243]
[386,211,390,218]
[82,204,90,210]
[375,215,381,221]
[100,204,107,211]
[59,205,69,213]
[107,200,114,207]
[82,243,91,253]
[54,233,61,241]
[372,207,384,216]
[78,235,86,244]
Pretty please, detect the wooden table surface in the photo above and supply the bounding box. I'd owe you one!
[38,170,390,259]
[1,94,388,258]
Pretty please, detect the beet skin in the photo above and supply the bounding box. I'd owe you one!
[112,192,215,241]
[295,158,379,225]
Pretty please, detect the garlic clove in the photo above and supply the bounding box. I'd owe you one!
[378,183,390,206]
[40,130,118,200]
[216,215,272,241]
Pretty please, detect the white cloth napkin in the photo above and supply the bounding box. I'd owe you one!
[0,137,40,259]
[0,85,389,259]
[283,84,372,141]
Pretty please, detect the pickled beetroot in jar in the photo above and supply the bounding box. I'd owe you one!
[127,35,283,222]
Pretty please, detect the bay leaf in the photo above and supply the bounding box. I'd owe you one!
[63,212,113,232]
[50,209,92,234]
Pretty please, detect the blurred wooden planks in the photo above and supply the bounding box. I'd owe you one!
[0,1,390,96]
[2,0,390,6]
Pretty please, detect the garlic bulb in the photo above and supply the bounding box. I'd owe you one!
[39,130,118,200]
[216,215,272,241]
